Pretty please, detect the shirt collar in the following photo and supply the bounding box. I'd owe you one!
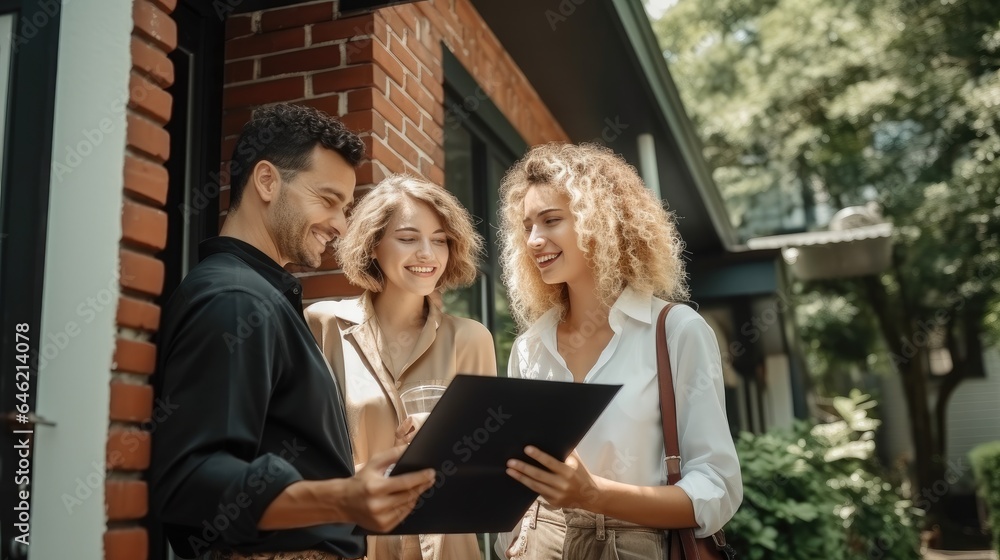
[200,236,303,303]
[337,291,443,330]
[521,285,654,338]
[522,307,561,339]
[612,285,654,325]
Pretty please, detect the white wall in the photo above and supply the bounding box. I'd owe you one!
[30,1,132,558]
[874,346,1000,492]
[946,346,1000,491]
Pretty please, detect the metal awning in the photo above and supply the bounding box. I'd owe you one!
[745,223,893,250]
[746,223,894,280]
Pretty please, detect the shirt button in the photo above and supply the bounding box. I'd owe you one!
[292,287,300,294]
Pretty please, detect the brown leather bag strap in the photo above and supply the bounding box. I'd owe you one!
[656,303,683,486]
[657,303,716,559]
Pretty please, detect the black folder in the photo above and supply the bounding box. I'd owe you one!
[361,374,622,535]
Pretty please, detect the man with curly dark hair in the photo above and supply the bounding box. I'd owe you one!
[150,104,435,560]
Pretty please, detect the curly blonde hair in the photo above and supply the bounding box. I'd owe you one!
[338,175,483,292]
[499,143,689,329]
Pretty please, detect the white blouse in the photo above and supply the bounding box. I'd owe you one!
[507,286,742,537]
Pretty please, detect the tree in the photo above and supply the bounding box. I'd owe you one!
[651,0,1000,522]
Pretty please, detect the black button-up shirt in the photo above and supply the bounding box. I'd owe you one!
[150,237,362,559]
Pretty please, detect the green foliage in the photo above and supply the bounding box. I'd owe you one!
[651,0,1000,508]
[652,0,1000,340]
[969,441,1000,554]
[728,391,920,559]
[794,290,879,370]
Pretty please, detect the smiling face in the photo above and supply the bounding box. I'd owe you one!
[521,183,590,287]
[270,146,357,269]
[373,196,450,297]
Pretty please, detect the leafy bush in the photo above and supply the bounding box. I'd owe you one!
[726,391,920,559]
[969,441,1000,554]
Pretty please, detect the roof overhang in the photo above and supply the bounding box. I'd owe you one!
[471,0,738,256]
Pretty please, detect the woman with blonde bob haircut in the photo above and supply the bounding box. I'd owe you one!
[496,143,742,559]
[306,175,497,560]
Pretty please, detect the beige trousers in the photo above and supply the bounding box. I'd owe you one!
[506,500,667,560]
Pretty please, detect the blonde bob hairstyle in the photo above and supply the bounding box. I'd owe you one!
[499,143,689,329]
[338,174,484,293]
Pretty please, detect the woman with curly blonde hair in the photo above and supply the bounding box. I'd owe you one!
[305,175,497,560]
[496,143,742,559]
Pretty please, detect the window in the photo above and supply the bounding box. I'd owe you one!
[160,0,225,302]
[440,50,528,560]
[0,14,13,230]
[440,57,525,377]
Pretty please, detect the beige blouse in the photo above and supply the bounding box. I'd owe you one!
[305,293,497,560]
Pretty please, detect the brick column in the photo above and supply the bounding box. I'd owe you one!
[105,0,176,558]
[222,3,447,301]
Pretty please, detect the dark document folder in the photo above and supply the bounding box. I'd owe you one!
[365,374,621,535]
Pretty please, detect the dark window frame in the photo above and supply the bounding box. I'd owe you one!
[0,1,62,558]
[160,0,225,301]
[441,48,526,379]
[149,1,224,559]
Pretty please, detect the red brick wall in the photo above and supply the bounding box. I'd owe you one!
[102,1,566,556]
[108,0,177,558]
[222,0,569,301]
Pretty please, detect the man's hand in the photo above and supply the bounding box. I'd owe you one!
[257,447,434,532]
[340,446,436,533]
[394,413,430,445]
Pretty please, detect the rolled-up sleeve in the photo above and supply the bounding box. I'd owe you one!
[150,289,303,547]
[670,314,743,537]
